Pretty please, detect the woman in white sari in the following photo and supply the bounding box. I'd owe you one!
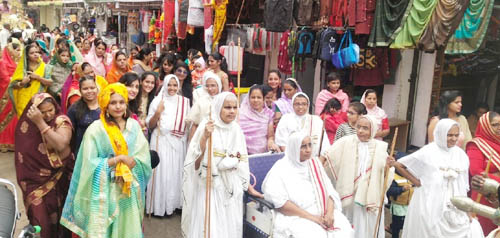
[323,115,394,238]
[186,71,222,142]
[146,74,191,216]
[262,132,354,238]
[182,92,249,238]
[275,92,327,156]
[390,119,484,238]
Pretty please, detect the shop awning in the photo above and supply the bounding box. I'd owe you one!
[27,1,63,6]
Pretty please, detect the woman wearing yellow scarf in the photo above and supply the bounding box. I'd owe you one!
[61,83,152,238]
[9,42,53,117]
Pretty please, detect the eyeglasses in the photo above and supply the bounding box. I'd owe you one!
[176,69,188,75]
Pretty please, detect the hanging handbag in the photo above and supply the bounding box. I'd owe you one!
[331,30,360,69]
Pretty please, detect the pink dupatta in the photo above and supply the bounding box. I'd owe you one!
[314,89,349,115]
[239,94,274,154]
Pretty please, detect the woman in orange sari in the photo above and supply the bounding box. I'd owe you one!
[106,51,131,84]
[15,93,74,238]
[0,38,21,152]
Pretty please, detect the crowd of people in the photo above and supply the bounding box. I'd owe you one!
[0,26,499,238]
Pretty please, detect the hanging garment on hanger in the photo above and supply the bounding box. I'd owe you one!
[390,0,438,48]
[164,0,176,42]
[367,0,412,47]
[212,0,228,51]
[178,0,189,39]
[265,0,294,32]
[418,0,469,52]
[445,0,495,54]
[187,0,204,27]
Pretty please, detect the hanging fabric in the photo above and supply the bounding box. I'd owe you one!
[187,0,204,27]
[390,0,438,48]
[417,0,469,52]
[278,31,293,75]
[265,0,294,32]
[347,0,376,34]
[367,0,413,47]
[164,0,176,43]
[212,0,228,51]
[445,0,495,54]
[178,0,189,39]
[219,42,244,75]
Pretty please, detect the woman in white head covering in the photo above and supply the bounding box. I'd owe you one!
[323,115,394,238]
[262,132,354,238]
[275,92,328,155]
[186,71,222,142]
[390,119,484,238]
[145,74,190,216]
[182,92,250,238]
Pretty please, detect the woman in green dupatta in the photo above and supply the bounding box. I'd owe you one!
[9,41,53,117]
[61,83,152,238]
[46,48,73,102]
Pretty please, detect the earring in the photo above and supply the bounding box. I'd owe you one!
[106,111,110,118]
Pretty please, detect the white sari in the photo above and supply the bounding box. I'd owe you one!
[399,119,484,238]
[262,132,354,238]
[182,92,249,238]
[146,75,191,216]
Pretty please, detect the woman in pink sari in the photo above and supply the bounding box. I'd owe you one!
[0,38,21,152]
[83,38,110,77]
[239,85,280,154]
[314,72,349,115]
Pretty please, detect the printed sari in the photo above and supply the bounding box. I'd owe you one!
[0,43,19,151]
[14,93,74,238]
[61,83,152,238]
[8,48,49,117]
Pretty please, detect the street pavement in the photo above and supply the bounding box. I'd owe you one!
[1,151,391,237]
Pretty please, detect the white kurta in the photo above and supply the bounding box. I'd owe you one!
[262,156,354,238]
[182,92,249,238]
[146,94,190,216]
[399,119,484,238]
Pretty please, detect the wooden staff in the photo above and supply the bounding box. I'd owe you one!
[204,109,213,238]
[237,37,241,106]
[374,127,398,238]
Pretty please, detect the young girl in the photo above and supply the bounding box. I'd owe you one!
[314,72,349,115]
[266,69,282,100]
[190,57,207,89]
[361,89,390,139]
[208,52,230,92]
[138,72,158,123]
[321,98,348,144]
[335,102,367,141]
[48,48,73,102]
[157,53,176,90]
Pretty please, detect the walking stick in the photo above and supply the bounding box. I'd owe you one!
[374,127,398,238]
[204,109,213,238]
[237,37,241,106]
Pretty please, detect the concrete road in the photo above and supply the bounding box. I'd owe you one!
[1,151,392,237]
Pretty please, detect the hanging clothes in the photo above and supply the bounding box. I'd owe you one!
[347,0,376,34]
[390,0,439,48]
[178,0,189,39]
[367,0,413,46]
[445,0,495,54]
[417,0,469,52]
[164,0,176,42]
[212,0,228,50]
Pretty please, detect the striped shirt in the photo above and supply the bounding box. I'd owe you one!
[335,123,357,141]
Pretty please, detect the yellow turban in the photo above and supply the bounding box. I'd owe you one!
[98,83,133,196]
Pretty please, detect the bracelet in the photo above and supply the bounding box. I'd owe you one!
[41,126,51,134]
